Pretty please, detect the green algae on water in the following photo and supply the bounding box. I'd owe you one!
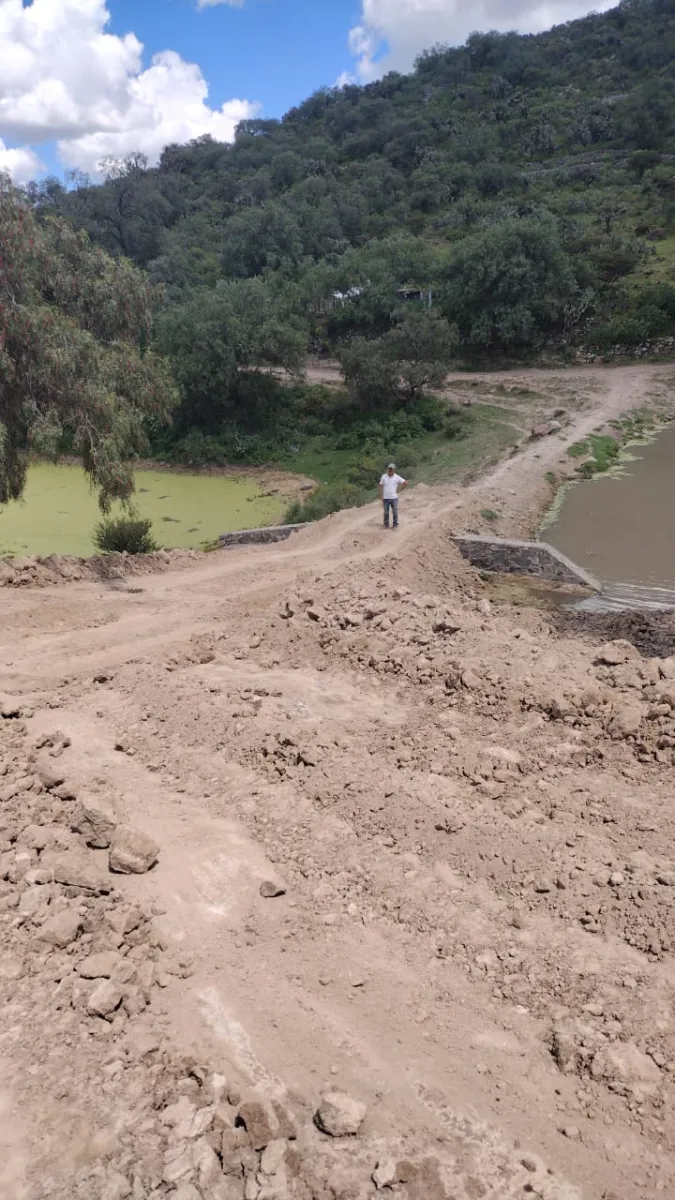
[0,463,285,558]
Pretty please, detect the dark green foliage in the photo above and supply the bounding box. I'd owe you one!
[0,183,177,508]
[285,483,362,523]
[23,0,675,470]
[93,515,159,555]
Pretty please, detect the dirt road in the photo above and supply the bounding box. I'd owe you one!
[2,364,675,1200]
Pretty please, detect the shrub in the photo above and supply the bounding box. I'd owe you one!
[93,515,159,556]
[285,483,362,524]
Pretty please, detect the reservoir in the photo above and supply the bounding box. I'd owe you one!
[0,463,286,558]
[545,422,675,596]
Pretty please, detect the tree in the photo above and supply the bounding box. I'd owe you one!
[338,311,458,410]
[154,278,306,433]
[442,218,580,352]
[0,182,177,508]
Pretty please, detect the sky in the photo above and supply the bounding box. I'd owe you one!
[0,0,618,184]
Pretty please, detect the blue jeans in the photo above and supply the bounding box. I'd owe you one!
[383,498,399,527]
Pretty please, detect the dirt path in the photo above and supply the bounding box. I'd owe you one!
[2,363,675,1200]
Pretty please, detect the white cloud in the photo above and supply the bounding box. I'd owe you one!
[0,139,43,184]
[196,0,245,7]
[348,0,617,81]
[0,0,258,177]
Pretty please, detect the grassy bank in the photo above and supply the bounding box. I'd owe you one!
[277,402,520,523]
[566,408,661,479]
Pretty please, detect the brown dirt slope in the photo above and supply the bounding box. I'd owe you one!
[1,363,675,1200]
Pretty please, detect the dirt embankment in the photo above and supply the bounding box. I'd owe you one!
[1,363,675,1200]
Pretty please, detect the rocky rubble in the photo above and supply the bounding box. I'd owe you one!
[2,699,550,1200]
[0,548,203,590]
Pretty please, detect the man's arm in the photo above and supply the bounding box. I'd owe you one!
[400,478,409,491]
[378,478,384,499]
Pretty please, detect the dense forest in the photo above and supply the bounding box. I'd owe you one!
[20,0,675,505]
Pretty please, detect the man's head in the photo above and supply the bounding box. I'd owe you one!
[387,463,396,476]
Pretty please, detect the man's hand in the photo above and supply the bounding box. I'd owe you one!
[401,479,409,490]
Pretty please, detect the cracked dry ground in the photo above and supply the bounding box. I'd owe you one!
[3,488,675,1199]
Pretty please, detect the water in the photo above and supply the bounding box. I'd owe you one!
[0,463,285,558]
[546,423,675,610]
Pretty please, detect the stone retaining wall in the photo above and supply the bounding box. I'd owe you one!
[452,534,601,591]
[218,523,311,549]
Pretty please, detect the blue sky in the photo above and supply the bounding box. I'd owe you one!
[108,0,365,120]
[0,0,616,183]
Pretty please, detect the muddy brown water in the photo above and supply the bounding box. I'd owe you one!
[545,423,675,602]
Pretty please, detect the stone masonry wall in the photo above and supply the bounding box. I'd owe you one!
[218,523,311,549]
[452,534,601,592]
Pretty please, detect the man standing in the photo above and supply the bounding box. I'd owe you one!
[379,463,408,529]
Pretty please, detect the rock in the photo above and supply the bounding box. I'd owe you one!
[87,979,124,1019]
[562,1125,581,1141]
[162,1144,193,1186]
[432,617,461,635]
[259,880,286,899]
[607,706,642,740]
[534,880,553,894]
[477,598,492,616]
[656,871,675,887]
[124,1029,160,1061]
[109,825,159,874]
[37,762,66,790]
[314,1091,367,1137]
[259,1140,287,1176]
[162,1096,215,1140]
[372,1159,397,1188]
[77,951,123,979]
[343,612,362,628]
[193,1138,224,1191]
[172,1186,202,1200]
[71,799,117,848]
[49,852,112,894]
[0,699,21,718]
[100,1171,132,1200]
[597,640,637,666]
[39,909,82,948]
[461,669,480,690]
[237,1096,281,1150]
[591,1042,661,1096]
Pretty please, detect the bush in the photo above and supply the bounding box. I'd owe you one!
[285,483,362,524]
[93,515,159,556]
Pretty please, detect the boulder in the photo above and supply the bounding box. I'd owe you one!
[39,909,82,948]
[597,640,637,666]
[87,979,124,1019]
[109,825,159,874]
[77,951,123,979]
[314,1091,367,1137]
[71,798,117,849]
[49,852,112,894]
[607,706,643,740]
[237,1096,281,1150]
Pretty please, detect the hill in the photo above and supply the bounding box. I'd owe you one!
[26,0,675,482]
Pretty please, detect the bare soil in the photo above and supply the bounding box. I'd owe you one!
[2,364,675,1200]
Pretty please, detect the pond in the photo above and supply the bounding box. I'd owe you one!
[0,463,286,558]
[545,422,675,589]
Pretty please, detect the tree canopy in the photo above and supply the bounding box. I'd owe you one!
[0,182,176,507]
[19,0,675,467]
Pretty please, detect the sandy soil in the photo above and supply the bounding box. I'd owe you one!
[2,363,675,1200]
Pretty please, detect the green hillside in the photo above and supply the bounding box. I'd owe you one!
[26,0,675,483]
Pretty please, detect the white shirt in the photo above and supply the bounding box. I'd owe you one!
[380,473,405,500]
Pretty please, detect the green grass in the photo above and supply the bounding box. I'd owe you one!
[276,404,517,488]
[480,508,499,521]
[567,440,590,458]
[277,404,520,523]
